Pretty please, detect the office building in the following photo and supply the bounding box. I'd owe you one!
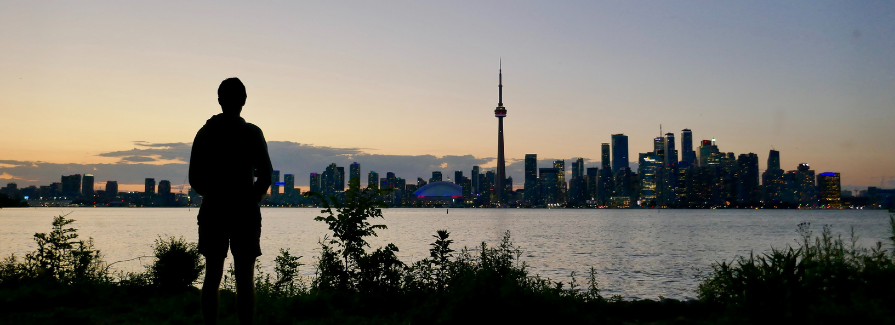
[350,162,361,185]
[471,166,481,194]
[761,150,785,206]
[105,181,118,200]
[144,178,156,199]
[817,172,841,208]
[611,134,629,174]
[368,171,379,189]
[159,180,172,205]
[430,171,443,183]
[82,174,94,197]
[271,170,280,199]
[735,153,760,207]
[309,173,321,193]
[62,174,82,197]
[284,174,295,198]
[681,129,696,166]
[454,171,464,185]
[664,133,678,166]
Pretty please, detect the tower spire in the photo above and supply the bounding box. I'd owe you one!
[498,58,503,106]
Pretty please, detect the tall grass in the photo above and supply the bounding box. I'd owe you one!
[698,214,895,323]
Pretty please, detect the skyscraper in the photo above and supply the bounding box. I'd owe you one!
[271,170,280,200]
[105,181,118,200]
[601,143,611,170]
[336,166,345,192]
[144,178,155,199]
[368,171,379,189]
[681,129,696,166]
[430,171,443,183]
[284,174,295,198]
[767,150,781,170]
[80,174,94,197]
[471,166,481,194]
[735,153,760,207]
[350,162,361,185]
[454,171,463,185]
[817,172,841,208]
[524,154,538,203]
[494,60,507,203]
[571,158,584,180]
[664,133,678,166]
[61,174,82,197]
[309,173,321,193]
[159,180,172,206]
[762,150,785,207]
[611,134,629,174]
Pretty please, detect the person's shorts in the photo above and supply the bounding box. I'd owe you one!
[197,200,262,259]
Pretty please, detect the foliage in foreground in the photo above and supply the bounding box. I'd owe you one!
[698,214,895,323]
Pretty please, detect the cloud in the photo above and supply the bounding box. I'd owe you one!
[0,141,646,190]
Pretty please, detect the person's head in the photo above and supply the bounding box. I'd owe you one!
[218,78,247,115]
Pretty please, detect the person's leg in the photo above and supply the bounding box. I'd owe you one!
[202,255,225,325]
[234,255,256,325]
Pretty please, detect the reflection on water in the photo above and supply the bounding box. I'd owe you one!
[0,208,890,300]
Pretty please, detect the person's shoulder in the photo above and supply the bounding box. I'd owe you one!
[244,122,264,134]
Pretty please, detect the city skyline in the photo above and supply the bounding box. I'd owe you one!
[2,2,894,191]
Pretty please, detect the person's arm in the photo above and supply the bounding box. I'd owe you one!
[188,128,208,196]
[251,126,273,203]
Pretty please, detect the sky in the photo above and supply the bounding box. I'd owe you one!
[1,1,894,192]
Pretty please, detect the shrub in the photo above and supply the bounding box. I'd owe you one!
[148,236,204,290]
[0,214,109,285]
[698,215,895,323]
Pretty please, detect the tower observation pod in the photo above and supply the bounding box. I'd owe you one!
[494,59,507,204]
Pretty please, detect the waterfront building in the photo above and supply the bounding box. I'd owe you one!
[761,150,785,207]
[664,133,678,166]
[817,172,841,208]
[309,173,321,193]
[585,167,599,203]
[82,174,94,197]
[638,152,662,206]
[368,171,379,189]
[611,134,629,174]
[350,162,361,185]
[471,166,481,194]
[62,174,82,198]
[681,129,696,166]
[697,139,720,167]
[553,160,566,204]
[538,168,559,205]
[284,174,295,200]
[144,178,155,201]
[336,166,345,192]
[653,137,665,163]
[524,154,538,204]
[601,143,611,170]
[271,170,280,200]
[105,181,118,200]
[735,153,760,207]
[158,180,172,206]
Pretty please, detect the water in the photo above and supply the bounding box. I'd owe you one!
[0,207,891,300]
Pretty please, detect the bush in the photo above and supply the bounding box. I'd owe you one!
[0,214,108,286]
[147,236,204,290]
[698,215,895,323]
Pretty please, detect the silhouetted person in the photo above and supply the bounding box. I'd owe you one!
[189,77,272,325]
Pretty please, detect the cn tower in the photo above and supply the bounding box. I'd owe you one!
[494,60,507,204]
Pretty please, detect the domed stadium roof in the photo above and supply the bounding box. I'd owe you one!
[414,181,463,198]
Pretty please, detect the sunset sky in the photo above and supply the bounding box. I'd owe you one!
[2,1,894,191]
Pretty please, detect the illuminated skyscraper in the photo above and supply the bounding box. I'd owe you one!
[817,172,841,208]
[62,174,82,198]
[571,158,584,179]
[735,153,760,207]
[494,60,508,203]
[471,166,481,194]
[611,134,629,174]
[762,150,785,206]
[601,143,611,170]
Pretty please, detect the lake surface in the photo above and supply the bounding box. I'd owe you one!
[1,208,891,300]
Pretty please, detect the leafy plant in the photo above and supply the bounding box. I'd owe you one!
[147,236,204,290]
